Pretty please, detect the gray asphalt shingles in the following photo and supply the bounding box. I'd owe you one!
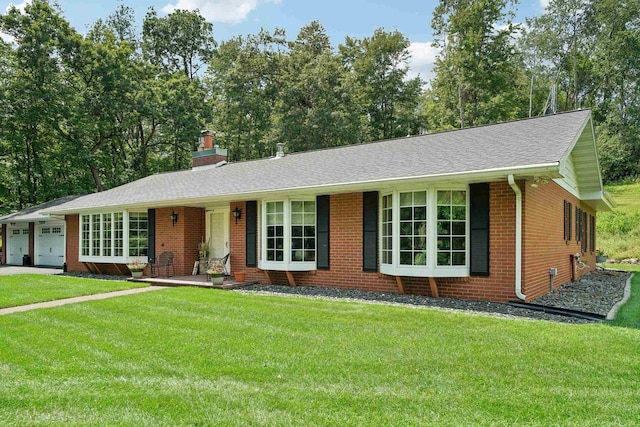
[47,110,591,213]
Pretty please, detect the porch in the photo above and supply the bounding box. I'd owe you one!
[128,274,257,290]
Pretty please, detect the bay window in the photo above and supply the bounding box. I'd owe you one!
[261,199,316,271]
[381,187,469,277]
[79,211,147,263]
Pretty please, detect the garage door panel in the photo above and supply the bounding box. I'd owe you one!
[37,225,65,267]
[8,228,29,265]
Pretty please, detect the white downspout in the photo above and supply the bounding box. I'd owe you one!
[508,175,526,301]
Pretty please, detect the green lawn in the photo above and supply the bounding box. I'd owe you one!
[1,286,639,426]
[609,273,640,329]
[599,181,640,260]
[0,275,148,309]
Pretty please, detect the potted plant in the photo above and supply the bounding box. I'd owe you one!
[207,265,225,285]
[234,271,246,282]
[126,259,147,278]
[596,249,607,263]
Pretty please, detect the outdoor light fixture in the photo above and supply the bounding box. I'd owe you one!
[233,207,242,224]
[170,211,179,226]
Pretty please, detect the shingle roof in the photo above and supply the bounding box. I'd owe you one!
[46,110,593,213]
[0,195,82,222]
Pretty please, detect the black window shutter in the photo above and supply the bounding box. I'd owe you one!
[147,209,156,262]
[316,195,330,269]
[470,183,490,276]
[362,191,379,272]
[246,201,257,267]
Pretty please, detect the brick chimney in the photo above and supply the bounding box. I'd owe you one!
[193,130,227,169]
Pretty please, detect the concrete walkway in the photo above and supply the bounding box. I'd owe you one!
[0,286,168,316]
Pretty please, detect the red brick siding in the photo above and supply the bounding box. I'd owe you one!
[522,180,596,300]
[155,207,205,275]
[65,215,87,272]
[28,222,35,265]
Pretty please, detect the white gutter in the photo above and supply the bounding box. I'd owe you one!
[508,174,526,301]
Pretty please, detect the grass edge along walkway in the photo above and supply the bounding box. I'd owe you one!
[608,272,640,328]
[0,286,168,316]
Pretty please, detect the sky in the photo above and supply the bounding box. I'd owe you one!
[1,0,550,81]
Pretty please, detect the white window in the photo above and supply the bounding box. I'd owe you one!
[79,211,147,263]
[260,199,316,271]
[380,187,469,278]
[381,194,393,265]
[128,213,148,257]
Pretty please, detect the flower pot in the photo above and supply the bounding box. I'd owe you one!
[234,271,246,282]
[131,271,143,279]
[211,275,224,285]
[596,255,607,263]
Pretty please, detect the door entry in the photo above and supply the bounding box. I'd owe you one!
[209,210,230,272]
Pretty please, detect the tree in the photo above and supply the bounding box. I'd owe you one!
[271,21,364,152]
[428,0,524,129]
[142,8,215,79]
[340,28,424,140]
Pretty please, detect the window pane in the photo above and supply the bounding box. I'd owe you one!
[436,190,467,268]
[381,194,393,265]
[452,191,466,205]
[414,206,426,221]
[414,191,427,205]
[400,252,413,265]
[400,207,412,221]
[291,226,302,237]
[452,252,466,266]
[437,206,450,220]
[400,222,412,236]
[400,192,412,206]
[291,201,303,212]
[437,191,451,204]
[414,252,427,265]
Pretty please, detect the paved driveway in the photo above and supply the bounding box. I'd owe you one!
[0,265,63,276]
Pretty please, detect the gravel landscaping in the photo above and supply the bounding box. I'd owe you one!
[60,269,632,324]
[239,269,632,324]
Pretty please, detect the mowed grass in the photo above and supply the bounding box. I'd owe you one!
[609,273,640,329]
[1,287,639,426]
[599,181,640,260]
[0,275,148,309]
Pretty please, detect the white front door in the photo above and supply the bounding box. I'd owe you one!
[36,223,66,267]
[208,209,230,272]
[8,226,29,265]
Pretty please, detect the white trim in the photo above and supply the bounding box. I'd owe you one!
[508,175,526,301]
[258,198,317,272]
[379,186,470,278]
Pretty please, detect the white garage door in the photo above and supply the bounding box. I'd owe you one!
[36,224,66,267]
[8,227,29,265]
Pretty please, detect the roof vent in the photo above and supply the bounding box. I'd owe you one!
[275,143,285,159]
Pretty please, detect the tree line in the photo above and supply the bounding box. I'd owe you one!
[1,0,638,212]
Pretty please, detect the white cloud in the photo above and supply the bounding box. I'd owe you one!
[5,0,31,13]
[407,42,439,83]
[162,0,280,24]
[2,0,32,44]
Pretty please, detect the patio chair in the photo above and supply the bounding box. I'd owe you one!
[152,251,175,277]
[207,253,230,277]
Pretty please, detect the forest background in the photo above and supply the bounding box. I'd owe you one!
[0,0,638,212]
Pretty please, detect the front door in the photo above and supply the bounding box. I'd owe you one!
[208,209,230,272]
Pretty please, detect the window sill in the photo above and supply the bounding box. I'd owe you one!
[259,261,316,272]
[381,264,469,278]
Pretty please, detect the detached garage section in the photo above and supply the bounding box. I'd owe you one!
[0,196,79,267]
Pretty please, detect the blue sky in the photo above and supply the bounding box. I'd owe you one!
[2,0,549,81]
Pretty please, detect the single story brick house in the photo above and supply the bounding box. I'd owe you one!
[0,195,80,267]
[44,110,614,302]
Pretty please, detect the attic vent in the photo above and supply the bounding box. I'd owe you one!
[275,143,285,159]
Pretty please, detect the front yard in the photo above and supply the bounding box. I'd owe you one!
[0,275,148,308]
[1,282,639,426]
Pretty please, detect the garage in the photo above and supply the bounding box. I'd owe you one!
[7,226,29,265]
[36,223,66,267]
